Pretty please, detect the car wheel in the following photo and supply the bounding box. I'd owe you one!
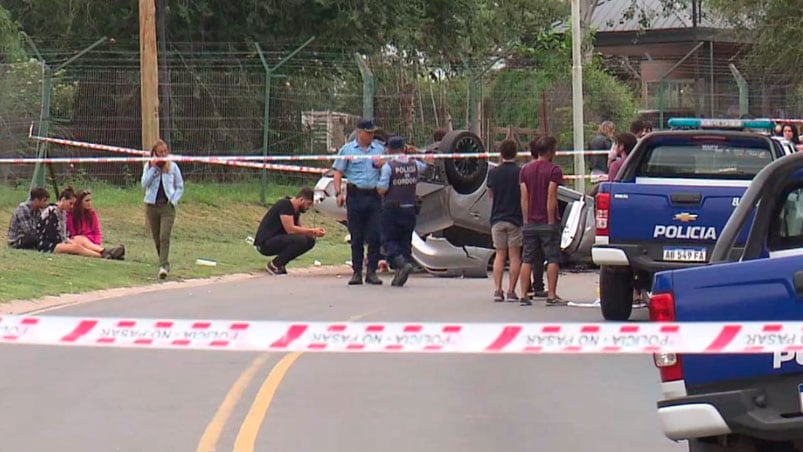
[440,130,488,194]
[689,436,797,452]
[599,266,634,321]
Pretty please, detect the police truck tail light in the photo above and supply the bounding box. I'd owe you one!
[649,293,675,322]
[649,292,683,381]
[595,192,610,237]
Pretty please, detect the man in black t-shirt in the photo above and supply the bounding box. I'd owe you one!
[487,140,525,302]
[254,187,325,275]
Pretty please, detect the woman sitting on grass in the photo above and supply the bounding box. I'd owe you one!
[37,186,125,260]
[67,189,103,245]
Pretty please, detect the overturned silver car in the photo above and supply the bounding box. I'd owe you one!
[313,131,595,277]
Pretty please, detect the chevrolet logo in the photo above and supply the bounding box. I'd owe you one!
[673,212,698,223]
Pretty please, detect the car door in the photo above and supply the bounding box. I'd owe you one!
[670,182,803,390]
[558,186,593,256]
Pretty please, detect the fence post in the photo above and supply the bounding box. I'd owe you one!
[468,75,480,134]
[658,79,666,130]
[729,64,749,117]
[255,37,315,204]
[31,68,52,191]
[27,36,107,193]
[355,54,374,120]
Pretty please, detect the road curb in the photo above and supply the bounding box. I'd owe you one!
[1,264,353,315]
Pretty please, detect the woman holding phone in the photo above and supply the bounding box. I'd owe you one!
[141,139,184,279]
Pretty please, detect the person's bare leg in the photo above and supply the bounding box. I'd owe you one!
[54,242,102,258]
[492,247,508,293]
[519,262,532,298]
[70,235,104,253]
[546,262,560,299]
[507,246,522,295]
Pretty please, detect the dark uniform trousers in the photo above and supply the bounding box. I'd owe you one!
[346,186,382,273]
[381,204,416,265]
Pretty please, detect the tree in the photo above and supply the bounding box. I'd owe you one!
[707,0,803,82]
[0,6,26,62]
[3,0,565,66]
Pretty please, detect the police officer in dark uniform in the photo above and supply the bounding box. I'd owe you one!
[333,118,386,285]
[377,136,429,287]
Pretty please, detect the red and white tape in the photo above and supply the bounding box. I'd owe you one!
[0,155,328,175]
[26,135,327,175]
[28,134,609,162]
[1,315,801,354]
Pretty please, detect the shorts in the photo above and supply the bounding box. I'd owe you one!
[491,221,523,249]
[522,223,561,265]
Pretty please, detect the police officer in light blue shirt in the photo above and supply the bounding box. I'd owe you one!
[333,118,386,285]
[377,136,428,287]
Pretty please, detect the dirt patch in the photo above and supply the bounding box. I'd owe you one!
[1,264,354,315]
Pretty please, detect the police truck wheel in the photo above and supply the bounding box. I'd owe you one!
[599,266,634,321]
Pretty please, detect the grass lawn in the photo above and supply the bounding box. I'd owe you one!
[0,181,349,303]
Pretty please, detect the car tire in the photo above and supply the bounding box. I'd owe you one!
[439,130,488,195]
[599,266,634,321]
[688,436,797,452]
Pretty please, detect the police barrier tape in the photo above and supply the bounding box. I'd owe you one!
[28,134,610,162]
[26,134,328,175]
[0,155,329,175]
[1,315,802,354]
[0,155,599,180]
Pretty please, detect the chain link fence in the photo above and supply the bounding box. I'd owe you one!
[3,41,803,190]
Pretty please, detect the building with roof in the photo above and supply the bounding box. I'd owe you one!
[583,0,773,125]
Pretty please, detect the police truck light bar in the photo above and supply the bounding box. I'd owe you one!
[667,118,775,130]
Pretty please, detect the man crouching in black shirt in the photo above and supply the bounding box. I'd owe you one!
[254,187,325,275]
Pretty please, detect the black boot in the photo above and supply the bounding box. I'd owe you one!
[365,271,383,285]
[391,256,413,287]
[348,271,363,285]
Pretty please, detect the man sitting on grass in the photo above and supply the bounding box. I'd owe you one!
[254,187,326,275]
[7,187,50,250]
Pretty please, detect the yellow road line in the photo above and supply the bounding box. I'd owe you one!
[233,352,302,452]
[225,310,379,452]
[195,353,272,452]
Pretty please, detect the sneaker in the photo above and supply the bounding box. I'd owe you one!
[266,261,287,275]
[158,266,168,280]
[546,296,569,307]
[108,244,125,260]
[531,290,548,298]
[519,297,533,307]
[365,272,383,285]
[506,292,519,302]
[348,272,363,285]
[633,298,648,309]
[493,290,504,302]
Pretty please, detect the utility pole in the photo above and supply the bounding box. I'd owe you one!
[571,0,586,192]
[139,0,160,150]
[157,0,171,147]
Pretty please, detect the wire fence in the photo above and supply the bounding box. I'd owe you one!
[2,41,803,191]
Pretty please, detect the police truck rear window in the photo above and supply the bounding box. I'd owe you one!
[637,142,772,180]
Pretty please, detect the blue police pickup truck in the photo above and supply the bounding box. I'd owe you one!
[592,119,794,321]
[650,151,803,452]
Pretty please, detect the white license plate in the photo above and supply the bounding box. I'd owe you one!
[662,247,707,262]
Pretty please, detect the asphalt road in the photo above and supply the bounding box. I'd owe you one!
[0,270,686,452]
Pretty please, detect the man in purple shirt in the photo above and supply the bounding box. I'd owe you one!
[518,136,568,307]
